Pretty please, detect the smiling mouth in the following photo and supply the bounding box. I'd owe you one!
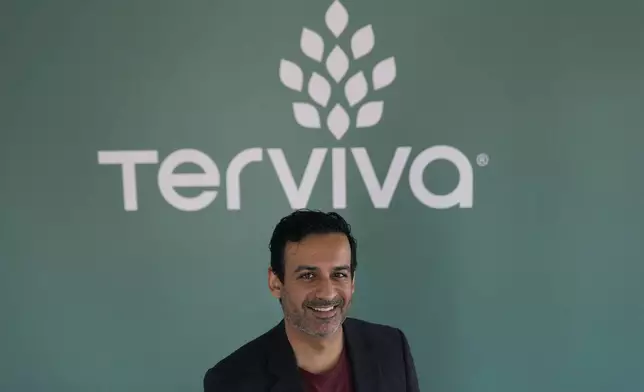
[309,305,337,312]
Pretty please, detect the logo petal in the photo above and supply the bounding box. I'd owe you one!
[356,101,383,128]
[325,1,349,38]
[344,71,368,107]
[279,59,303,91]
[351,25,374,59]
[327,104,350,139]
[300,28,324,62]
[293,103,321,128]
[326,46,349,83]
[308,72,331,107]
[372,57,396,90]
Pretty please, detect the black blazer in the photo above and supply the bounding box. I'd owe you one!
[203,317,420,392]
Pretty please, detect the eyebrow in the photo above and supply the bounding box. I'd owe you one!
[293,265,351,273]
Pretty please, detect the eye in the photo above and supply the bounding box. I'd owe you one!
[300,272,315,280]
[334,272,348,278]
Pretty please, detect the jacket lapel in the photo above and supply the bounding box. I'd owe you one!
[344,318,381,392]
[267,320,305,392]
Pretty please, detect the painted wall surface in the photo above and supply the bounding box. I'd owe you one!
[1,0,643,391]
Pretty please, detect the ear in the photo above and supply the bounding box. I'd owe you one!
[268,267,282,299]
[351,272,356,294]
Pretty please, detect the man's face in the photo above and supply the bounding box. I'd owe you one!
[269,233,355,338]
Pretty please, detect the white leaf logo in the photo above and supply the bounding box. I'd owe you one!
[351,25,374,59]
[301,28,324,62]
[279,59,303,91]
[325,0,349,38]
[356,101,383,128]
[326,46,349,83]
[308,72,331,107]
[293,103,321,128]
[372,57,396,90]
[344,71,368,107]
[279,1,396,139]
[327,104,350,140]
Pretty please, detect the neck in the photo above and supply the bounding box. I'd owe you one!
[284,322,344,374]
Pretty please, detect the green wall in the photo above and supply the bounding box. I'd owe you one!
[2,0,643,391]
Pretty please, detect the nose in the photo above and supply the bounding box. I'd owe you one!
[315,277,335,300]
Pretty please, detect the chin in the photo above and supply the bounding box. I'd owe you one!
[310,325,341,338]
[314,319,345,335]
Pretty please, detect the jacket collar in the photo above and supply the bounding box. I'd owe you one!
[267,318,380,392]
[267,320,302,392]
[343,318,380,392]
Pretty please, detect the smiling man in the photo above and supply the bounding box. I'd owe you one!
[203,209,420,392]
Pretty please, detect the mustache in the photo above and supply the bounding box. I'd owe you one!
[304,298,344,308]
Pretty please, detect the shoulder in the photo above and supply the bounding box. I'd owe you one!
[202,327,273,390]
[344,317,419,389]
[344,317,405,338]
[344,317,411,350]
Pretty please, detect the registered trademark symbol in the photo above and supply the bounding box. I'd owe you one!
[476,153,489,167]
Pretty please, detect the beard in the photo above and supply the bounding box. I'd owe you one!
[280,287,351,338]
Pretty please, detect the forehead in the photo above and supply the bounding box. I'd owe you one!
[284,233,351,269]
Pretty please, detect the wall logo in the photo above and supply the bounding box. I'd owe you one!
[278,0,396,140]
[97,0,485,212]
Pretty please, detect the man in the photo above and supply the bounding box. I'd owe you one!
[203,209,420,392]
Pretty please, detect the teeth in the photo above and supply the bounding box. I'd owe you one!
[311,306,334,312]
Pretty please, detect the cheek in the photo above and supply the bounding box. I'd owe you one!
[288,286,313,304]
[339,281,354,297]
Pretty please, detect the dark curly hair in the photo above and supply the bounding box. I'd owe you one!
[269,209,357,282]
